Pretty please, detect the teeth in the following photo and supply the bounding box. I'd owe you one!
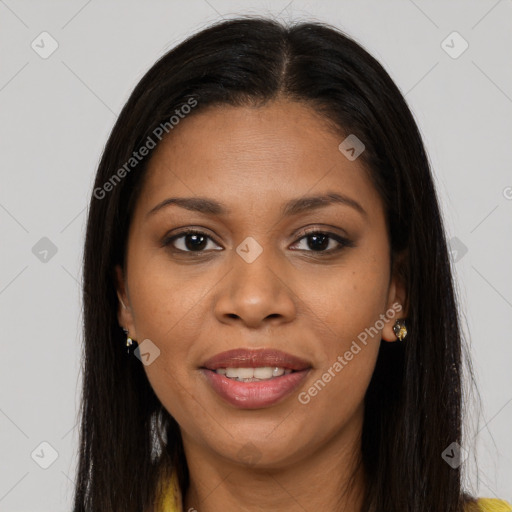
[256,367,285,379]
[215,367,293,381]
[226,367,254,379]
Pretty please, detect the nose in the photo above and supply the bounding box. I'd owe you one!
[213,249,297,329]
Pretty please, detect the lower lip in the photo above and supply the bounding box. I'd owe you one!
[201,368,311,409]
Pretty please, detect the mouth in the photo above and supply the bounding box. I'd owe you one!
[210,366,296,382]
[201,347,311,373]
[200,348,312,409]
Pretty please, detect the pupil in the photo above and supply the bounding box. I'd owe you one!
[308,233,328,251]
[185,233,207,251]
[183,233,330,251]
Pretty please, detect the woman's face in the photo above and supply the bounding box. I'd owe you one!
[115,99,406,470]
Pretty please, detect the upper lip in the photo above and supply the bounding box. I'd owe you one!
[201,348,312,371]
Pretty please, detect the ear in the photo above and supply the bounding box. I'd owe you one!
[382,251,408,342]
[114,264,136,338]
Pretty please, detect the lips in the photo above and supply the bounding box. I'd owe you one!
[201,348,312,371]
[201,367,311,409]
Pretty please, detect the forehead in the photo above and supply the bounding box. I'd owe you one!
[148,100,343,171]
[135,100,382,220]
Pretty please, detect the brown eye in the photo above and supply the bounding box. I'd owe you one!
[291,230,354,254]
[162,229,222,253]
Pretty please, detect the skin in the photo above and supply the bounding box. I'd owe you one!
[115,98,407,512]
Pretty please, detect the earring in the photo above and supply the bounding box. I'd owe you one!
[393,319,408,341]
[126,336,139,355]
[122,328,139,355]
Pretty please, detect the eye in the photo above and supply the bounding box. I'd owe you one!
[290,229,354,254]
[162,229,222,253]
[162,228,354,256]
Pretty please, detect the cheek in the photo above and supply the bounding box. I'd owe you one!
[143,359,211,445]
[128,252,210,343]
[295,348,377,452]
[297,268,385,432]
[127,260,208,403]
[297,240,388,404]
[305,246,390,347]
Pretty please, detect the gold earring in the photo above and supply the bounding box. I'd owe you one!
[393,319,408,341]
[122,328,138,354]
[126,335,139,355]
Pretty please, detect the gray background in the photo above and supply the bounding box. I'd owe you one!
[1,0,511,510]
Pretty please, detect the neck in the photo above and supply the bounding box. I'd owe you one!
[181,410,365,512]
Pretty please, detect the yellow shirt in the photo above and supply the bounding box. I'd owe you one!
[467,501,512,512]
[161,470,511,512]
[161,468,181,512]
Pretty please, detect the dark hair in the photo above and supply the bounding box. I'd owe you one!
[75,15,480,512]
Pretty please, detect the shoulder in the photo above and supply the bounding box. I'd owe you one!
[467,498,512,512]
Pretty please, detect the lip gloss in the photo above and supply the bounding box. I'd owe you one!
[201,368,311,409]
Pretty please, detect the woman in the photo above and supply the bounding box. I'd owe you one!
[74,16,511,512]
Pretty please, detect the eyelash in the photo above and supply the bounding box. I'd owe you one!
[161,228,354,256]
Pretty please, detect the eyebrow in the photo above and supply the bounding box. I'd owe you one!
[146,192,367,219]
